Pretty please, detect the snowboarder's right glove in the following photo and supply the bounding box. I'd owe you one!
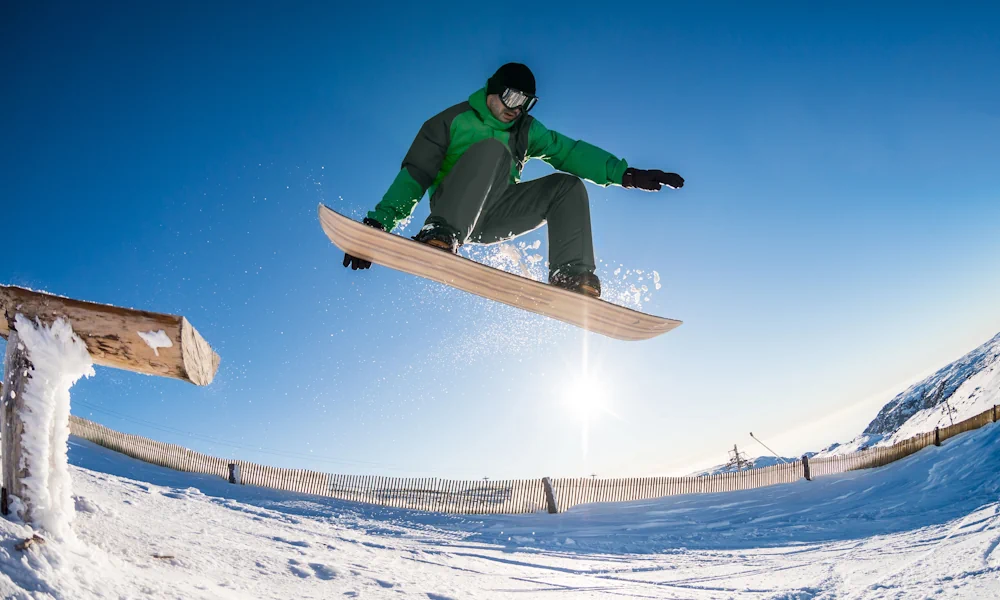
[621,168,685,191]
[342,217,384,270]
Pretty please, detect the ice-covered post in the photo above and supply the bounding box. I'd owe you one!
[1,329,31,517]
[2,316,94,533]
[0,285,220,535]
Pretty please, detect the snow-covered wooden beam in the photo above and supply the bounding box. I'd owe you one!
[0,285,220,528]
[0,285,219,386]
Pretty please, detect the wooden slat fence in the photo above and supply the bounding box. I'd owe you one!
[68,405,998,514]
[808,430,936,477]
[551,460,804,512]
[941,407,995,442]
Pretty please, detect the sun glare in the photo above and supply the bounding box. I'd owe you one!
[562,373,607,421]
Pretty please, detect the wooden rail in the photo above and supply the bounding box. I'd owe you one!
[0,285,219,386]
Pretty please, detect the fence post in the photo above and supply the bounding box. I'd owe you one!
[1,329,32,518]
[934,427,941,447]
[993,405,997,423]
[228,463,240,484]
[801,455,811,481]
[542,477,558,514]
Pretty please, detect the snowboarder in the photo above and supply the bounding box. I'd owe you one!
[342,63,685,298]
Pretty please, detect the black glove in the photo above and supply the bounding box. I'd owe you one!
[621,168,684,191]
[342,217,385,270]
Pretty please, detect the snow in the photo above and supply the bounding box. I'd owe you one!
[2,315,998,597]
[465,241,664,312]
[7,315,94,541]
[1,421,999,597]
[817,333,1000,458]
[887,359,1000,444]
[136,329,173,357]
[693,454,797,476]
[865,332,1000,437]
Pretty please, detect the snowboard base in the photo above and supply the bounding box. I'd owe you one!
[318,204,681,341]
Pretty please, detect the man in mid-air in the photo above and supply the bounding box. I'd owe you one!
[343,63,685,298]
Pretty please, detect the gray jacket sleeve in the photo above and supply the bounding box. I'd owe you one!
[402,101,470,189]
[368,102,469,230]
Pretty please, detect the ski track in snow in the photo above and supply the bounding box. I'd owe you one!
[2,424,1000,599]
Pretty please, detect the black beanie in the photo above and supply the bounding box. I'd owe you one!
[486,63,536,96]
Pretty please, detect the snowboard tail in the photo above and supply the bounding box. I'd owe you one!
[318,204,681,341]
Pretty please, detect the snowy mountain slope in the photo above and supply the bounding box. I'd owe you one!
[691,454,798,476]
[2,423,1000,599]
[820,331,1000,457]
[698,333,1000,472]
[867,332,1000,435]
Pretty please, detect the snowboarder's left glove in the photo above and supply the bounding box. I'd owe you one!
[621,168,685,191]
[342,217,384,270]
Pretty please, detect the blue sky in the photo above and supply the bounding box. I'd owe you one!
[3,1,999,479]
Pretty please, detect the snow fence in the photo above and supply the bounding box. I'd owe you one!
[68,405,999,514]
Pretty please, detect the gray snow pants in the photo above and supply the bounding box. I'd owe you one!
[424,139,595,277]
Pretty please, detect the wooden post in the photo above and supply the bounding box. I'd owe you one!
[801,455,811,481]
[934,426,941,447]
[542,477,558,514]
[1,330,32,517]
[0,285,220,530]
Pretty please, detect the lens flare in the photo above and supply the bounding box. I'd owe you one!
[561,373,607,421]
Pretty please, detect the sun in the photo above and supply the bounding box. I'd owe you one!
[561,372,609,421]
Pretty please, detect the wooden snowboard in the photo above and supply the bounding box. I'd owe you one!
[318,204,682,341]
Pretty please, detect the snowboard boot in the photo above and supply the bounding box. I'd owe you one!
[413,225,460,254]
[549,270,602,298]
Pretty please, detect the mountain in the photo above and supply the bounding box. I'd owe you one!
[818,331,1000,457]
[691,454,798,477]
[698,331,1000,472]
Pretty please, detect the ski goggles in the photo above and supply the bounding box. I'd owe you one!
[499,87,538,112]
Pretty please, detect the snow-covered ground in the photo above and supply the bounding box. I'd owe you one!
[2,421,999,599]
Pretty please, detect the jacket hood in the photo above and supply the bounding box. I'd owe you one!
[469,87,518,131]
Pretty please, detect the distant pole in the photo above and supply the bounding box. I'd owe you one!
[802,455,811,481]
[228,463,240,485]
[932,382,955,427]
[749,432,789,464]
[1,329,32,518]
[726,444,749,471]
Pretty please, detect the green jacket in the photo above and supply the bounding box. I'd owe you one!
[368,88,630,231]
